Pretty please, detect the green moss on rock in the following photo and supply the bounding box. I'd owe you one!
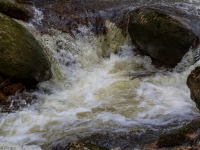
[0,13,51,86]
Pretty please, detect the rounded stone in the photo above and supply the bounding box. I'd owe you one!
[128,7,198,66]
[0,13,51,86]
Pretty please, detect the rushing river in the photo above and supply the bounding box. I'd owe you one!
[1,0,200,149]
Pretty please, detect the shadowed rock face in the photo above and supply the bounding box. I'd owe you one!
[128,7,198,67]
[0,13,51,87]
[157,119,200,147]
[187,66,200,110]
[0,0,31,21]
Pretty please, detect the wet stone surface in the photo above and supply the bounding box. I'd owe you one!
[0,79,37,113]
[48,119,196,150]
[0,95,30,113]
[19,0,130,35]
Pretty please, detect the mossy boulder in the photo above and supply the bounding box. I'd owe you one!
[157,119,200,147]
[187,66,200,109]
[0,0,31,21]
[0,13,51,87]
[128,7,198,66]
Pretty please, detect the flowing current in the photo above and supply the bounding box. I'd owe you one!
[1,0,200,149]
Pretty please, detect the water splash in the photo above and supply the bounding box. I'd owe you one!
[1,0,200,149]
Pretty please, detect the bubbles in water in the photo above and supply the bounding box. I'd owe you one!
[30,6,43,25]
[1,0,200,148]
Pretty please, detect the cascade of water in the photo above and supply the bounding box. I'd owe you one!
[1,0,200,149]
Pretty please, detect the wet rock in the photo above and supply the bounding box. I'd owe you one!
[0,79,24,101]
[29,0,106,35]
[157,119,200,147]
[184,129,200,147]
[0,79,9,101]
[4,83,24,95]
[64,141,109,150]
[0,90,8,101]
[128,7,198,66]
[0,13,51,87]
[187,66,200,109]
[0,0,31,21]
[0,91,35,112]
[23,0,130,36]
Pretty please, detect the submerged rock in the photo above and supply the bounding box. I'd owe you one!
[128,7,198,67]
[64,141,109,150]
[0,0,31,21]
[0,13,51,87]
[3,83,24,95]
[157,119,200,147]
[23,0,129,36]
[187,66,200,109]
[0,77,24,102]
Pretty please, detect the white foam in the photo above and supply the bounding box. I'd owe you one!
[0,32,197,148]
[0,142,25,150]
[30,6,44,25]
[1,1,200,149]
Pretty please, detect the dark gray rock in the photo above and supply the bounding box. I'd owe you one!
[128,7,198,66]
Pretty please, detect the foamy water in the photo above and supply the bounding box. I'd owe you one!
[1,0,200,149]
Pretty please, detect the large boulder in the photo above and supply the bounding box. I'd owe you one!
[128,7,198,66]
[0,13,51,87]
[187,66,200,109]
[0,0,30,21]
